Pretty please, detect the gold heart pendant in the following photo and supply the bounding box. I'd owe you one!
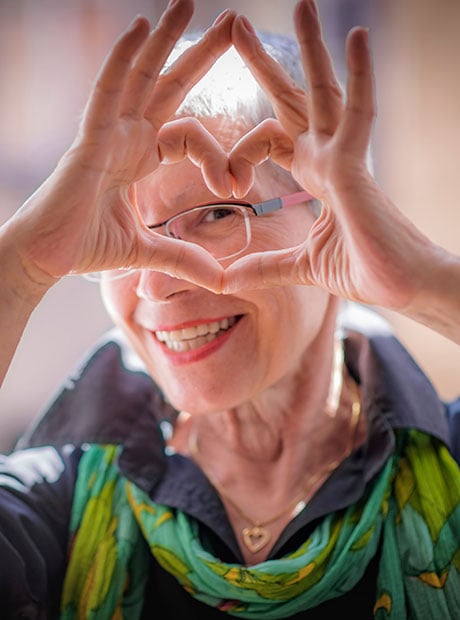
[242,525,271,553]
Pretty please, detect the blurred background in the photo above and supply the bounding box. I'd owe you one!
[1,0,460,452]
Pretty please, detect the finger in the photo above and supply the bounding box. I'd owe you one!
[145,10,236,127]
[81,16,150,132]
[222,246,311,293]
[134,231,224,293]
[294,0,343,133]
[120,0,194,117]
[157,118,233,196]
[229,119,294,198]
[230,15,309,139]
[337,27,375,156]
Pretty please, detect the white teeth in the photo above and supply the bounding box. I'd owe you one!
[181,326,198,339]
[155,317,237,351]
[196,324,209,336]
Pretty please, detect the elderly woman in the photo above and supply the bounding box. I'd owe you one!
[1,0,460,617]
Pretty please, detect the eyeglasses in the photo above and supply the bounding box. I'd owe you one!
[85,190,314,282]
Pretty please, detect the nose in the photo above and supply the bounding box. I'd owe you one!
[135,268,197,301]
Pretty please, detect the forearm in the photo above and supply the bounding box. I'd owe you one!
[0,223,55,388]
[401,246,460,345]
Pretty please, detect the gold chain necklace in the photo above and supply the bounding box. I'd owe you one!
[187,346,362,554]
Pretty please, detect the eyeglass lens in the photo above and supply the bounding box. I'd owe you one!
[166,205,251,260]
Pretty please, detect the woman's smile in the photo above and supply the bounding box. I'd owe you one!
[155,315,241,352]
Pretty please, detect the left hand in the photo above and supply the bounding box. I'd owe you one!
[224,0,439,315]
[4,2,234,294]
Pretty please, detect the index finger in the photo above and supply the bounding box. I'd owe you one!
[81,16,151,132]
[231,15,309,139]
[145,10,236,128]
[82,0,195,131]
[121,0,196,116]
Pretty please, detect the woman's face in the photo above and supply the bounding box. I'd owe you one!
[101,120,331,414]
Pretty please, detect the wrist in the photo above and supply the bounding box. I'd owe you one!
[0,220,58,309]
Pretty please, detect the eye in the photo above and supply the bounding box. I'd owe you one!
[202,206,236,222]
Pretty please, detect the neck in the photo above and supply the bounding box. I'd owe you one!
[180,336,364,497]
[190,334,340,461]
[186,356,363,562]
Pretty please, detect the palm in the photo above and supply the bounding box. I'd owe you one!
[300,189,418,310]
[79,117,160,184]
[32,120,159,276]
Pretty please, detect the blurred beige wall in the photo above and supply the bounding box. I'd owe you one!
[1,0,459,451]
[374,0,460,400]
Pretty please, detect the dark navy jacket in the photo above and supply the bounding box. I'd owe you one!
[1,306,459,618]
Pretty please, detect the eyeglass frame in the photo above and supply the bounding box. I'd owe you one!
[83,190,315,281]
[146,190,314,258]
[148,189,312,229]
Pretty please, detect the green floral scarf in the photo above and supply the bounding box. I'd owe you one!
[60,430,460,618]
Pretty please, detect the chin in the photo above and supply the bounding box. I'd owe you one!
[159,378,248,416]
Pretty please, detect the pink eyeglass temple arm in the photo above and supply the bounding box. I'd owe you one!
[251,190,313,215]
[281,191,313,207]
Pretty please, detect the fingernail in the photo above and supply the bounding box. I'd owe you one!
[239,15,256,35]
[127,15,143,31]
[363,27,370,44]
[306,0,319,17]
[167,0,180,8]
[213,9,231,26]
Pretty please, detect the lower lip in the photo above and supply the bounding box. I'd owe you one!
[154,320,240,366]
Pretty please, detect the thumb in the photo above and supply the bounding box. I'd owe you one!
[222,246,310,293]
[135,232,225,293]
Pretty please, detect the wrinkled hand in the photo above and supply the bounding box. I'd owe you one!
[225,0,438,313]
[7,0,235,292]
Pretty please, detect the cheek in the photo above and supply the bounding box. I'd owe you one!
[242,284,330,379]
[100,277,137,326]
[278,286,329,342]
[274,288,330,377]
[250,210,315,252]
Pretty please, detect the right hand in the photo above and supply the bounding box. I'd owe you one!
[2,0,233,294]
